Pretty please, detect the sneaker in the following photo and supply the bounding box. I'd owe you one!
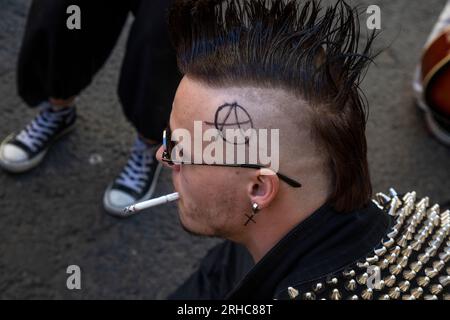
[103,136,162,216]
[0,101,77,173]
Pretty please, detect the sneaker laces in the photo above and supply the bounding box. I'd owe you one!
[16,103,74,152]
[115,137,158,194]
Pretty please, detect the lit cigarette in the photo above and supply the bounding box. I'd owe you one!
[123,192,179,215]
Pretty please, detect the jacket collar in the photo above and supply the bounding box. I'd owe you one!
[226,201,391,300]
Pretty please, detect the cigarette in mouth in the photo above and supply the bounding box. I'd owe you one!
[123,192,179,215]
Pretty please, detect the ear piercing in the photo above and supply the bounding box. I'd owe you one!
[244,202,260,226]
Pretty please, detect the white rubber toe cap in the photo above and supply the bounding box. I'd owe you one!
[106,189,136,209]
[1,144,29,162]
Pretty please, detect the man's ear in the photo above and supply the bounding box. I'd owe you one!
[247,168,280,209]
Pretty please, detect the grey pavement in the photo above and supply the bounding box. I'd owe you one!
[0,0,449,299]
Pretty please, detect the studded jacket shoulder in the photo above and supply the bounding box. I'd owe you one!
[283,190,449,300]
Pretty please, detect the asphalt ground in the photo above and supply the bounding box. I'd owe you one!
[0,0,449,299]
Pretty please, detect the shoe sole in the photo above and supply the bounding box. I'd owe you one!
[103,162,163,217]
[0,123,76,173]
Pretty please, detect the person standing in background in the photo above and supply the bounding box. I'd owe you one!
[0,0,181,215]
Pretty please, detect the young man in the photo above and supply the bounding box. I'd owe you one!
[157,0,449,300]
[0,0,181,215]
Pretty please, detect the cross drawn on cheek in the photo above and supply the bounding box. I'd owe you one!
[204,102,254,144]
[244,203,260,226]
[244,213,257,226]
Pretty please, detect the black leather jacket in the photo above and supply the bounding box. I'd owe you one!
[170,191,449,300]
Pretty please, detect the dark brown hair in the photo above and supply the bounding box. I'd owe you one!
[169,0,376,212]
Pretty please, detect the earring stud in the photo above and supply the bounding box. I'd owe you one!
[244,203,260,226]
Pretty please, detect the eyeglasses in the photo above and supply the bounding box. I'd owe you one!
[161,126,301,188]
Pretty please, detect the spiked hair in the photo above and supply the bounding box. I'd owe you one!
[169,0,377,212]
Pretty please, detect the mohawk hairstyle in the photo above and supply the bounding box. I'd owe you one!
[169,0,377,212]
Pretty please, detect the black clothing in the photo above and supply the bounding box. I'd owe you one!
[17,0,181,141]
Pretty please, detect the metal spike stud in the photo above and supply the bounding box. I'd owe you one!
[387,253,398,264]
[357,273,369,285]
[418,253,430,264]
[439,251,449,263]
[398,256,409,268]
[433,260,445,272]
[366,255,379,264]
[361,288,373,300]
[403,269,416,281]
[379,258,390,269]
[382,238,395,248]
[357,261,370,269]
[430,284,443,295]
[399,280,410,292]
[411,287,424,299]
[410,261,423,273]
[425,268,439,278]
[375,193,391,206]
[342,269,356,278]
[391,246,401,255]
[327,277,338,285]
[384,275,396,287]
[398,235,408,248]
[345,279,357,292]
[374,246,387,257]
[374,280,385,291]
[303,292,316,300]
[389,264,402,275]
[330,289,341,301]
[389,287,401,299]
[402,246,413,258]
[439,275,450,287]
[288,286,299,299]
[417,276,430,287]
[312,282,324,293]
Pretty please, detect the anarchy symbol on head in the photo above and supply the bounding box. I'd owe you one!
[205,102,254,145]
